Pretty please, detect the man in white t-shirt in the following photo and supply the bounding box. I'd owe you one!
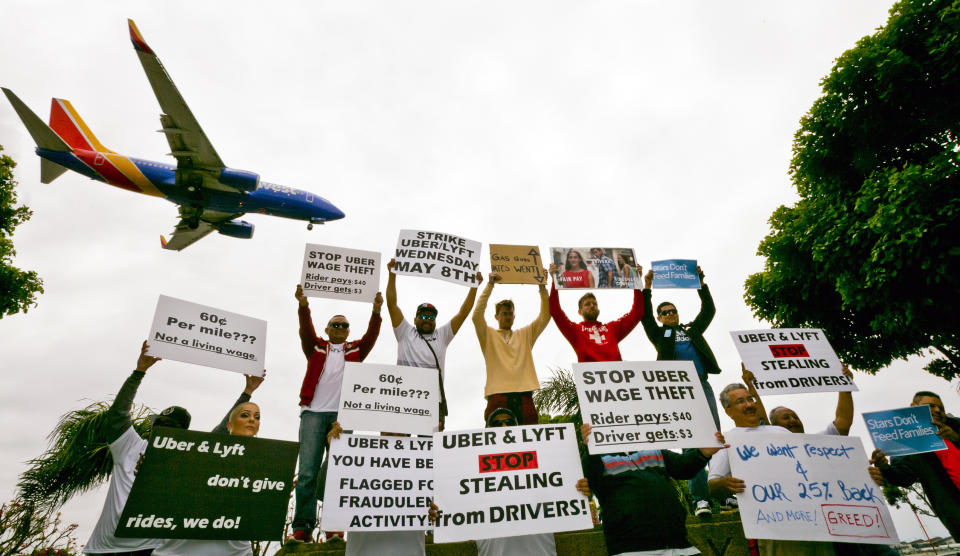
[386,258,481,429]
[741,364,854,437]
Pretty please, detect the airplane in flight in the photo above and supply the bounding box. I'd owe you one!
[2,19,345,251]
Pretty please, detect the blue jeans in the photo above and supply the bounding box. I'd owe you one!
[688,376,721,504]
[292,410,338,533]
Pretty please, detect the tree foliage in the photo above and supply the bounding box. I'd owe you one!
[0,145,43,318]
[745,0,960,379]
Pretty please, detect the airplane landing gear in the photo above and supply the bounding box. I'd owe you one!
[188,218,200,230]
[307,223,314,231]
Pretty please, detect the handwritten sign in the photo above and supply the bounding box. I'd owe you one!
[394,230,481,287]
[549,247,637,289]
[337,363,439,435]
[573,361,721,454]
[432,424,592,543]
[489,244,546,284]
[727,431,898,545]
[300,244,380,302]
[148,295,267,375]
[116,428,298,540]
[862,406,946,457]
[320,434,433,531]
[650,259,700,289]
[730,329,855,395]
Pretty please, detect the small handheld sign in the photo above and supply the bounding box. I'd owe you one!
[489,244,546,285]
[394,230,482,287]
[337,363,440,435]
[731,328,855,395]
[300,243,380,302]
[862,406,947,457]
[650,259,700,289]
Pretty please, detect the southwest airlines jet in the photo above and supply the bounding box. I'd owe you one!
[2,20,344,250]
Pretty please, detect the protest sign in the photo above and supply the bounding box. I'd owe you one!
[320,434,434,531]
[394,229,482,287]
[727,431,898,545]
[115,428,298,541]
[432,423,592,543]
[489,244,546,285]
[549,247,637,289]
[573,361,722,454]
[300,244,380,302]
[337,363,439,435]
[730,329,855,395]
[650,259,700,289]
[863,406,946,457]
[148,295,267,375]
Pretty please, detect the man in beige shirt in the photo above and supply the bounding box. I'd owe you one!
[472,270,550,424]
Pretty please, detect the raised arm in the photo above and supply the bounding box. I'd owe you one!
[212,372,265,434]
[689,266,715,332]
[356,292,384,361]
[385,258,404,328]
[472,278,495,346]
[296,284,318,357]
[741,364,770,426]
[548,264,577,340]
[450,272,483,335]
[833,364,854,435]
[530,276,551,338]
[610,265,644,341]
[106,341,158,443]
[640,269,659,344]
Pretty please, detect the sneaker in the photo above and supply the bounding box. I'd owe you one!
[324,531,345,543]
[694,500,712,518]
[288,529,313,543]
[722,496,739,510]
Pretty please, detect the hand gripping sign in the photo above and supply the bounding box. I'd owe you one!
[320,434,434,532]
[573,361,722,454]
[730,328,856,395]
[148,295,267,375]
[394,229,482,287]
[432,423,592,543]
[726,431,898,545]
[862,406,947,457]
[300,243,381,302]
[337,363,440,435]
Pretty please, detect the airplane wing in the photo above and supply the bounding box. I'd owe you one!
[127,20,225,172]
[161,209,240,251]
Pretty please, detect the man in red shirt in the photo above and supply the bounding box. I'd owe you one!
[548,263,643,362]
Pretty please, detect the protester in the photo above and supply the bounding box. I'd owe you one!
[708,383,835,556]
[590,248,619,288]
[472,271,550,424]
[581,423,726,555]
[83,341,263,556]
[556,249,594,288]
[291,285,383,543]
[640,266,722,517]
[741,364,854,435]
[548,262,643,362]
[385,258,481,429]
[869,391,960,539]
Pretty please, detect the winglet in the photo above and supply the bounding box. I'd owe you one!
[160,235,168,249]
[128,19,154,55]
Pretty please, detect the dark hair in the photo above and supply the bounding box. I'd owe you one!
[565,250,588,271]
[495,299,514,314]
[578,293,596,309]
[656,301,676,315]
[913,391,942,403]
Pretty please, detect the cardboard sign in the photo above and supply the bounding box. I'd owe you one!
[432,423,592,543]
[489,244,546,285]
[116,428,298,540]
[573,361,722,454]
[862,406,946,457]
[727,431,898,545]
[650,259,700,289]
[549,247,638,289]
[320,434,434,531]
[731,329,855,395]
[394,230,482,287]
[148,295,267,375]
[337,363,439,435]
[300,244,380,302]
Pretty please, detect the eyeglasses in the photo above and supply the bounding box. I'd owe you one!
[733,395,757,406]
[417,314,436,321]
[328,322,350,329]
[658,309,678,316]
[490,418,517,427]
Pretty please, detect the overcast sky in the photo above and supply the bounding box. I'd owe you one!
[2,0,956,546]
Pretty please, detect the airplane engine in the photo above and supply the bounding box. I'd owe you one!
[217,220,255,239]
[219,168,260,192]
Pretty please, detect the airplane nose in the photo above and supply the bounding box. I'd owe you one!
[326,204,345,220]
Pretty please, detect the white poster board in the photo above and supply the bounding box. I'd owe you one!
[432,423,592,543]
[337,363,439,435]
[728,431,898,545]
[730,329,856,395]
[394,229,482,287]
[299,244,380,302]
[573,361,722,454]
[320,434,434,531]
[148,295,266,375]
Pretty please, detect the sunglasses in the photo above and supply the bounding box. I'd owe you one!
[658,309,678,316]
[328,322,350,329]
[490,418,517,427]
[417,313,437,321]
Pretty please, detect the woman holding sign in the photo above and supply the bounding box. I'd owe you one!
[557,249,594,289]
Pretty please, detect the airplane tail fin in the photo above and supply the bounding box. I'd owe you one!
[2,88,72,183]
[49,98,115,154]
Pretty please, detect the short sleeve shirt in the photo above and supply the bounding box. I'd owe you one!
[303,343,345,412]
[394,320,455,378]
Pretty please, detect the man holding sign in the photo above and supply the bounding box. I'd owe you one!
[385,258,482,428]
[472,271,550,425]
[291,285,383,543]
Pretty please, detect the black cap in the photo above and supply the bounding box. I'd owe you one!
[416,303,438,315]
[486,407,519,428]
[150,405,192,429]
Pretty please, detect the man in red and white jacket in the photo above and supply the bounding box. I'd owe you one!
[291,284,383,542]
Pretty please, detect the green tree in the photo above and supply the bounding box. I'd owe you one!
[0,145,43,318]
[745,0,960,380]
